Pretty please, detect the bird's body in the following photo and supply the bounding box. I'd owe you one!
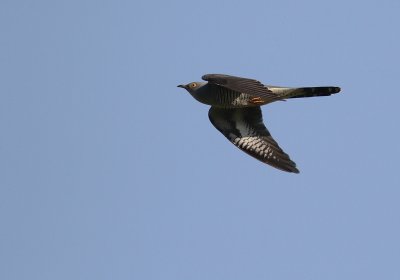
[178,74,341,173]
[186,83,258,108]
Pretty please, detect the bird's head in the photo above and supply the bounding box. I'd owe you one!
[177,82,205,94]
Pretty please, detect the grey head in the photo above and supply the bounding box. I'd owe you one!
[177,81,212,105]
[177,82,207,94]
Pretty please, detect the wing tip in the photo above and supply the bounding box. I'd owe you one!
[291,167,300,174]
[276,164,300,174]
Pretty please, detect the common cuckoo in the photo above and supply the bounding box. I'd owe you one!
[178,74,341,173]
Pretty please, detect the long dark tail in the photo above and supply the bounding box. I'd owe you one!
[286,86,341,99]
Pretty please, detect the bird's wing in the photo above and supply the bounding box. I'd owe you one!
[208,106,299,173]
[202,74,281,103]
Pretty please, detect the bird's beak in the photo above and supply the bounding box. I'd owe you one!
[177,84,185,88]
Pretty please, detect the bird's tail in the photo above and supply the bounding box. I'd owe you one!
[271,86,341,100]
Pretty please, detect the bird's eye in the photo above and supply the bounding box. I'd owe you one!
[190,83,197,88]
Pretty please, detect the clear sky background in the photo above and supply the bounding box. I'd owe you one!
[1,0,399,279]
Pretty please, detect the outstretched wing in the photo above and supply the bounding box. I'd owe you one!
[202,74,280,104]
[208,106,299,173]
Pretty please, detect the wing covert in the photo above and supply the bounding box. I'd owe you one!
[202,74,280,103]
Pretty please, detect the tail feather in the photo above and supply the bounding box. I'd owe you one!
[287,86,341,99]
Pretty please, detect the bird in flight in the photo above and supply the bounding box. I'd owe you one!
[178,74,341,173]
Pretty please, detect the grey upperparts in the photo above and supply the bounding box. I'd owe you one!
[178,73,341,173]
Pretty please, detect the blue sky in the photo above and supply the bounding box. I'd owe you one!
[1,0,399,279]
